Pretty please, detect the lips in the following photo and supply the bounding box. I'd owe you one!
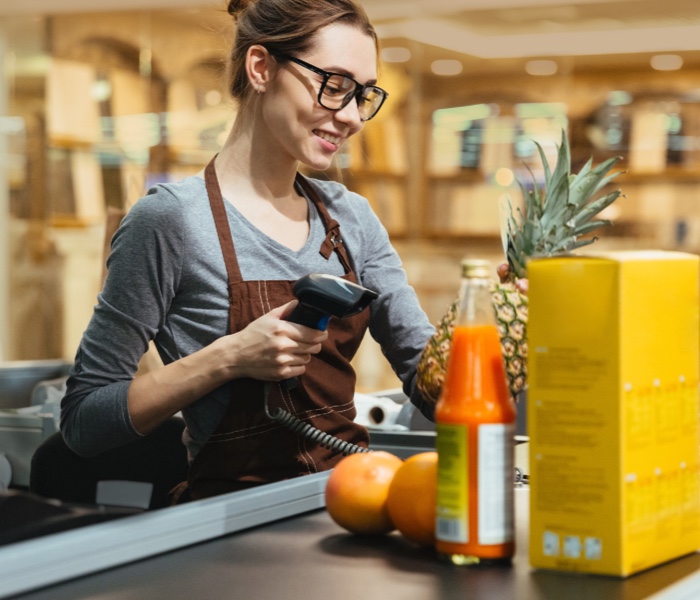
[314,130,342,146]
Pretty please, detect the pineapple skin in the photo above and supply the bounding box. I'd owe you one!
[416,282,528,406]
[492,282,528,399]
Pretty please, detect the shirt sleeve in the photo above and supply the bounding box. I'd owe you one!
[344,193,436,422]
[60,187,185,456]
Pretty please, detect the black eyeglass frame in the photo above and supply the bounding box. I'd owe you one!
[282,55,388,122]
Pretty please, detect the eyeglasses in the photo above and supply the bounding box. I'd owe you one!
[283,55,388,122]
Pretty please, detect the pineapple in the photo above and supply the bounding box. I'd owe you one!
[416,269,528,405]
[417,129,623,405]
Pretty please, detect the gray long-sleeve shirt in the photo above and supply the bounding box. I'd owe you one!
[61,174,435,460]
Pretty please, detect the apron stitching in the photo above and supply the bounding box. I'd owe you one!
[207,419,281,439]
[301,403,355,420]
[256,279,312,468]
[293,399,356,418]
[203,403,357,444]
[259,280,270,312]
[255,281,293,415]
[279,381,316,471]
[259,278,293,419]
[277,381,294,415]
[207,399,355,438]
[204,424,287,443]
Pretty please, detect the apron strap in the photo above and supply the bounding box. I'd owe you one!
[295,174,354,274]
[205,157,243,291]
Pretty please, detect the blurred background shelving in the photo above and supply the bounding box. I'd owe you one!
[2,0,700,390]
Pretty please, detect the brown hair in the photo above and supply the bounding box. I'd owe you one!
[226,0,377,100]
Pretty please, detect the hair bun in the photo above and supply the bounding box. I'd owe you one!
[227,0,249,17]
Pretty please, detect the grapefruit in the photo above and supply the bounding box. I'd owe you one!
[386,451,438,546]
[325,451,403,535]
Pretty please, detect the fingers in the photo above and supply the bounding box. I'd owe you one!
[497,262,510,283]
[271,299,328,343]
[260,342,321,382]
[225,303,329,381]
[496,262,528,295]
[295,340,324,356]
[269,299,299,319]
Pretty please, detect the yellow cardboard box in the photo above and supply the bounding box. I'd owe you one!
[527,250,700,577]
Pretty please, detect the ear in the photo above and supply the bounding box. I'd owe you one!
[245,44,275,93]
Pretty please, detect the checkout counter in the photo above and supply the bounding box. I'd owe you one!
[1,432,700,599]
[2,374,700,599]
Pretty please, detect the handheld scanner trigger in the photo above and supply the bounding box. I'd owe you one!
[285,303,332,331]
[282,273,378,389]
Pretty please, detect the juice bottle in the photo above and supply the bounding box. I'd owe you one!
[435,259,516,565]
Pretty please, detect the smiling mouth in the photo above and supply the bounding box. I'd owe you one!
[314,130,341,146]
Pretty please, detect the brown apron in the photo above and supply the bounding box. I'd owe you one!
[186,159,370,501]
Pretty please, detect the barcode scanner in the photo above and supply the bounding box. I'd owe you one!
[283,274,377,389]
[263,273,378,456]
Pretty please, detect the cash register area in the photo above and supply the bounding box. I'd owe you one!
[3,0,700,598]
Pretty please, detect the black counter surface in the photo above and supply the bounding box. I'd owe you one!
[11,488,700,600]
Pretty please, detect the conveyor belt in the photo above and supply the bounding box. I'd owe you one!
[0,429,436,598]
[0,471,331,599]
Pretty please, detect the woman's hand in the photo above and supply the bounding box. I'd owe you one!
[222,300,328,381]
[127,300,326,435]
[497,263,528,295]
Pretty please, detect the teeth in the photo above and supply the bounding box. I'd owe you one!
[316,131,340,145]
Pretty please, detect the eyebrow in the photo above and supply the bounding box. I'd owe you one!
[325,65,378,86]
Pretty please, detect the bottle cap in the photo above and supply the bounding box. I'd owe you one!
[461,258,491,278]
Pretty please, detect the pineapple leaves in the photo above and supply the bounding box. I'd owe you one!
[569,156,622,210]
[573,190,622,228]
[498,196,511,258]
[544,130,572,212]
[519,164,544,219]
[507,243,528,279]
[534,140,552,195]
[574,219,613,237]
[504,127,625,272]
[572,237,600,251]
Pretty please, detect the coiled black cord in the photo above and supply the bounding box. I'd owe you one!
[263,383,369,456]
[263,383,528,484]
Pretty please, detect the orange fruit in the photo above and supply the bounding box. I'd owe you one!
[386,451,438,547]
[325,451,403,535]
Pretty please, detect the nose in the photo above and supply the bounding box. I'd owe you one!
[333,97,364,132]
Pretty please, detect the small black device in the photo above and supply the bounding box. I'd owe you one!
[264,273,378,456]
[286,273,378,331]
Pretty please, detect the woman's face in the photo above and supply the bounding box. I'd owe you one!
[261,24,379,171]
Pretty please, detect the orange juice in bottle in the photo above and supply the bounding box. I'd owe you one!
[435,259,516,565]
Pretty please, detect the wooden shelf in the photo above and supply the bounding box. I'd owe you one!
[427,170,487,184]
[614,168,700,184]
[424,230,502,241]
[342,169,407,181]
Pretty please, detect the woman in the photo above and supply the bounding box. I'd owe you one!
[61,0,435,501]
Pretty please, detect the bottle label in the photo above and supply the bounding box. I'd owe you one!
[435,423,469,543]
[435,422,515,545]
[478,423,515,544]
